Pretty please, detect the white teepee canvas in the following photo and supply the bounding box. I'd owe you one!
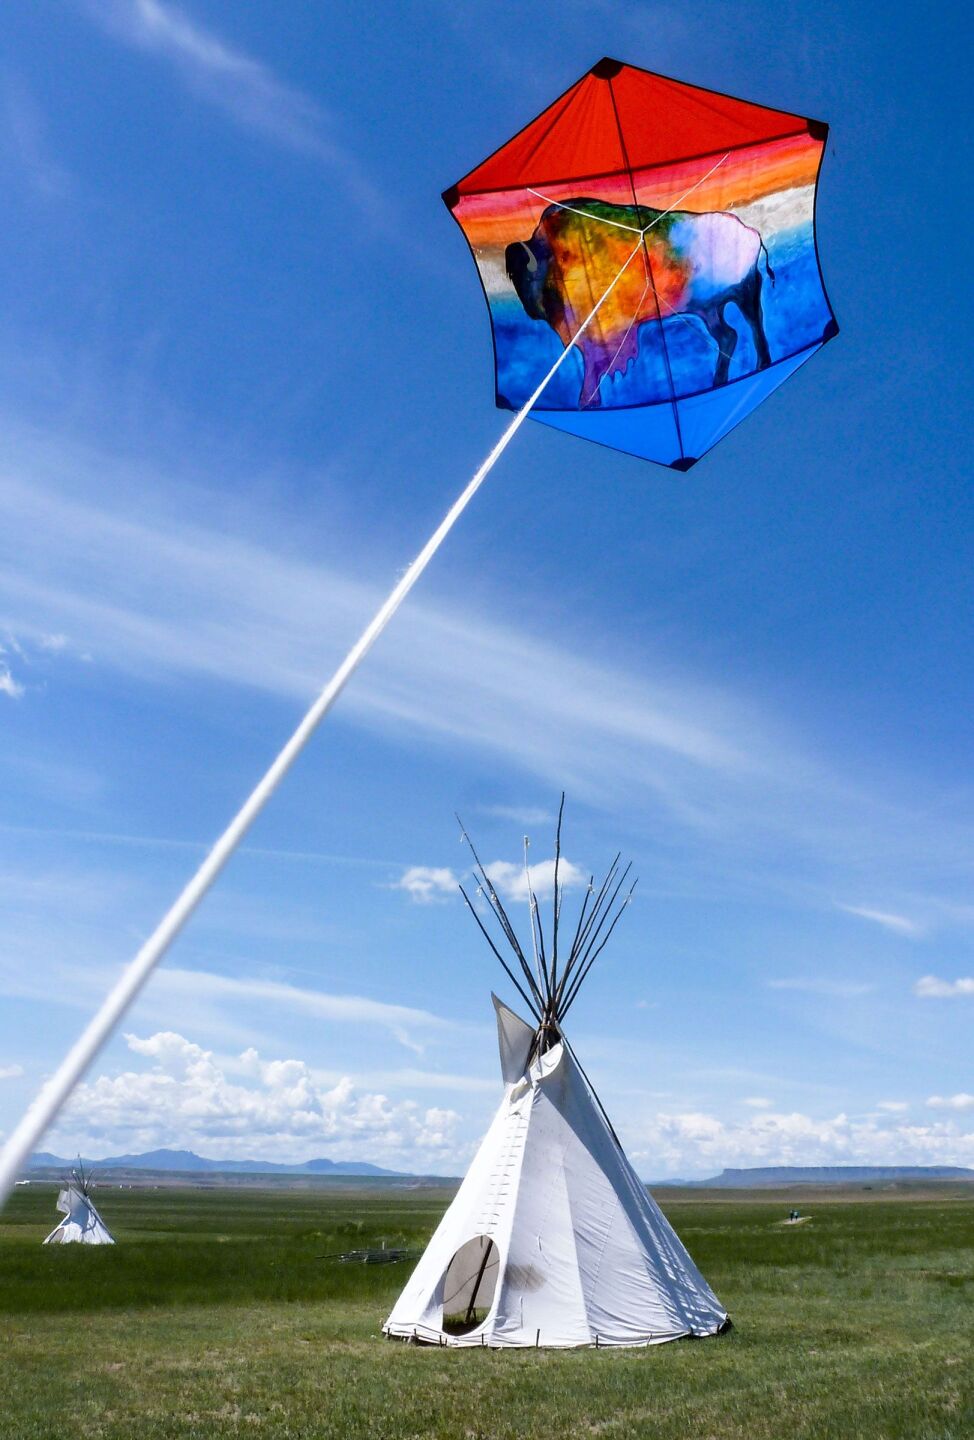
[384,996,727,1347]
[384,804,728,1349]
[43,1167,114,1246]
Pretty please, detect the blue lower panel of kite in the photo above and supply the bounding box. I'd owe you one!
[529,345,820,469]
[529,399,683,467]
[675,346,820,464]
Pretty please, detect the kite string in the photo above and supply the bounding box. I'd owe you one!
[526,152,731,239]
[560,151,733,404]
[0,229,647,1213]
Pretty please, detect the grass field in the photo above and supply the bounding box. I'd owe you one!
[1,1180,972,1439]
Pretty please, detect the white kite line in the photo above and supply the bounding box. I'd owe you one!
[526,152,731,239]
[0,228,648,1210]
[532,153,734,404]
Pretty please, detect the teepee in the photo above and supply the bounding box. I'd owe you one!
[43,1160,114,1245]
[384,803,728,1348]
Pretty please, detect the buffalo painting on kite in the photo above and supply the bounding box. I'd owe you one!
[444,56,838,468]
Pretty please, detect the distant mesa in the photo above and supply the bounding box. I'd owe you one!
[654,1165,974,1187]
[28,1148,407,1178]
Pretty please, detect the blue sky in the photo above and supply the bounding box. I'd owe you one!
[0,0,970,1179]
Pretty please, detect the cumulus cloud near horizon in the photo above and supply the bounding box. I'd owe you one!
[48,1030,463,1170]
[41,1030,974,1178]
[629,1106,974,1177]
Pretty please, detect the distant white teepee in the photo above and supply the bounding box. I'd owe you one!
[43,1161,114,1246]
[384,802,728,1348]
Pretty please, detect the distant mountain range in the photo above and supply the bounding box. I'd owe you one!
[657,1165,974,1187]
[27,1154,974,1187]
[28,1148,405,1177]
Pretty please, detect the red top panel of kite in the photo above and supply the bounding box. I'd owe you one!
[455,58,818,195]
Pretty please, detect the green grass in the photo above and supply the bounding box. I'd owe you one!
[1,1181,972,1439]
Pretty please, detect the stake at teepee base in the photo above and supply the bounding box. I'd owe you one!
[0,243,647,1213]
[383,803,729,1348]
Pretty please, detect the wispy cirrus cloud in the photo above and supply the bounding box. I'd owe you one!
[81,0,324,151]
[836,903,923,937]
[0,76,73,200]
[768,977,875,999]
[152,967,457,1057]
[0,666,24,699]
[915,975,974,999]
[478,804,555,827]
[3,420,974,922]
[0,1064,25,1081]
[77,0,381,213]
[0,452,788,820]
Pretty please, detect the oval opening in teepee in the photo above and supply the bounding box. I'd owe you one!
[440,1235,500,1335]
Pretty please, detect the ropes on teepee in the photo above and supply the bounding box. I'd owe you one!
[457,795,638,1052]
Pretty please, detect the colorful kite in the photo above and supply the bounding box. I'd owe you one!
[444,57,837,469]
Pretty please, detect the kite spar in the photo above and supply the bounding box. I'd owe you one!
[0,232,646,1208]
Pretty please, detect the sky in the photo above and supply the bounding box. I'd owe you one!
[0,0,971,1180]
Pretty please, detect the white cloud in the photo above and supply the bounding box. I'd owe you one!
[837,903,923,937]
[4,425,974,925]
[768,977,874,999]
[915,975,974,998]
[82,0,325,152]
[152,967,458,1057]
[79,0,382,219]
[49,1030,463,1170]
[743,1096,772,1108]
[479,804,554,827]
[38,633,69,652]
[1,76,73,200]
[0,458,790,841]
[482,857,588,904]
[392,866,457,905]
[877,1101,909,1113]
[0,1064,25,1080]
[631,1106,974,1177]
[0,667,24,699]
[927,1094,974,1111]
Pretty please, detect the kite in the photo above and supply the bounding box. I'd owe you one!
[444,57,837,468]
[0,60,837,1208]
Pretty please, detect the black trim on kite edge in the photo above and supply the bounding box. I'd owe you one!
[440,187,512,413]
[595,52,828,130]
[807,129,840,345]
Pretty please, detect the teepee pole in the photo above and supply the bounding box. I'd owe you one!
[0,236,648,1209]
